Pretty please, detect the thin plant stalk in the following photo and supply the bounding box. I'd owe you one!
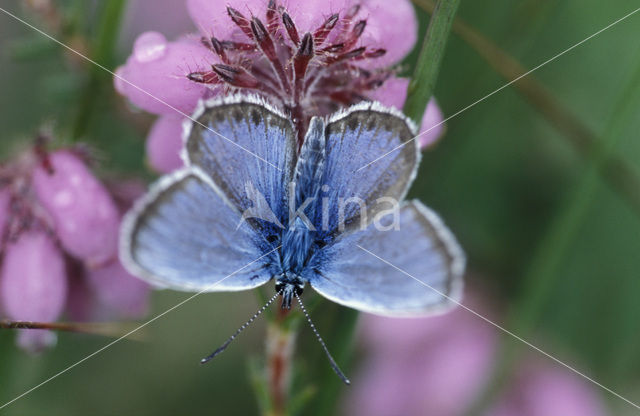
[0,319,145,340]
[413,0,640,219]
[72,0,127,140]
[404,0,461,124]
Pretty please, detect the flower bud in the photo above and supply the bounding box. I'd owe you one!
[32,151,120,265]
[146,115,184,173]
[0,188,9,239]
[87,259,150,319]
[0,231,67,353]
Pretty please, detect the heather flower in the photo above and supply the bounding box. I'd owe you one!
[345,292,609,416]
[0,143,150,352]
[32,150,120,266]
[115,0,444,173]
[489,360,608,416]
[87,257,149,319]
[369,77,445,148]
[146,114,185,173]
[0,231,67,353]
[0,188,9,240]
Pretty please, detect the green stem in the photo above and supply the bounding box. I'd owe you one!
[404,0,460,124]
[309,308,359,416]
[265,316,297,416]
[464,53,640,416]
[72,0,127,140]
[413,0,640,219]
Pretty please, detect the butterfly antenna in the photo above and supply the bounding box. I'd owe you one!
[201,290,281,364]
[295,292,351,385]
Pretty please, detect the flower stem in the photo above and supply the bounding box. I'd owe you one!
[413,0,640,219]
[404,0,460,124]
[309,308,358,416]
[72,0,127,140]
[0,319,145,340]
[463,49,640,416]
[265,309,297,416]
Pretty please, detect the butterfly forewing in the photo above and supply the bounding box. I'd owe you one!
[319,103,419,235]
[184,96,297,239]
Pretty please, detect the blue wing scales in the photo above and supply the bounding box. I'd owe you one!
[306,200,465,316]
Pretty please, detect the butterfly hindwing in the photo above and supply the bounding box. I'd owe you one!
[306,200,465,317]
[120,167,276,292]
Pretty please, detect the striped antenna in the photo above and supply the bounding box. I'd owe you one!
[200,290,281,364]
[295,292,351,385]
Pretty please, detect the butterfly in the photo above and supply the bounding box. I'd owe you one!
[120,95,465,384]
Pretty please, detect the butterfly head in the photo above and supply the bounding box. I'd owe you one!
[275,276,304,310]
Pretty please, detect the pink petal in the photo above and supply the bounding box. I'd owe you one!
[490,361,608,416]
[1,231,67,322]
[32,151,120,265]
[368,76,410,110]
[65,268,96,322]
[419,98,445,149]
[369,77,445,149]
[0,188,9,239]
[146,114,185,173]
[187,0,266,38]
[282,0,349,34]
[87,259,150,319]
[352,0,418,67]
[115,33,212,115]
[352,300,496,416]
[107,180,147,212]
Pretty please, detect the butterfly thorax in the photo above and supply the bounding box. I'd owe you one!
[277,215,321,308]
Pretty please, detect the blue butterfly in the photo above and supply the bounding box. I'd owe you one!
[120,95,465,383]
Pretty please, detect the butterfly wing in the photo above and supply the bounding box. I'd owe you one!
[319,102,419,234]
[120,167,277,292]
[306,201,465,317]
[183,95,297,238]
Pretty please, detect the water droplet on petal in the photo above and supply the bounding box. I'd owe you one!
[134,31,167,63]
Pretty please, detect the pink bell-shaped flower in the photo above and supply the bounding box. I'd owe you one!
[0,231,68,353]
[87,259,150,320]
[32,151,120,266]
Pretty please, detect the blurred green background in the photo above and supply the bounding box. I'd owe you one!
[2,0,640,414]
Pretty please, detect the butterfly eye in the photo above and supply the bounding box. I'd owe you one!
[266,235,279,243]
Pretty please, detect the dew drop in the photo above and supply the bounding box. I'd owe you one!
[134,31,167,63]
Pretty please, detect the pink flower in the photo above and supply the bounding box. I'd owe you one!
[0,231,67,353]
[116,0,442,171]
[347,296,496,416]
[345,293,609,416]
[115,33,212,115]
[1,145,151,352]
[87,259,149,319]
[370,77,445,148]
[32,150,120,266]
[0,187,9,239]
[489,360,608,416]
[146,114,185,173]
